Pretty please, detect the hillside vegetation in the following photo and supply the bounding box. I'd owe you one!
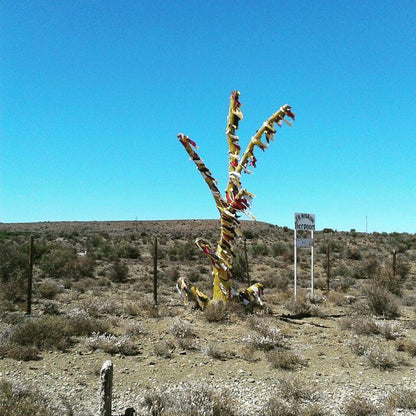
[0,220,415,416]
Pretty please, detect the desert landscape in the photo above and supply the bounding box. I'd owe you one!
[0,220,415,415]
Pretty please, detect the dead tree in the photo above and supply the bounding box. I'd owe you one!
[178,91,294,302]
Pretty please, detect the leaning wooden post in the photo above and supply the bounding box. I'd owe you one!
[243,239,250,286]
[26,235,34,315]
[153,237,158,305]
[392,249,397,279]
[99,360,113,416]
[326,243,330,293]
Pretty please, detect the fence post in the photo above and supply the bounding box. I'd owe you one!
[99,360,113,416]
[26,235,34,315]
[392,249,397,278]
[243,239,250,286]
[153,237,158,305]
[326,244,330,293]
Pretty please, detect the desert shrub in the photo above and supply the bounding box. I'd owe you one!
[0,379,63,416]
[396,339,416,357]
[376,320,404,340]
[350,338,400,370]
[204,343,228,360]
[319,240,342,254]
[205,301,228,323]
[251,243,269,257]
[169,317,193,338]
[142,382,237,416]
[242,229,257,240]
[154,340,173,358]
[40,247,95,280]
[346,247,362,260]
[108,259,129,282]
[8,316,73,351]
[240,344,258,362]
[261,397,326,416]
[331,276,355,292]
[230,250,247,281]
[386,387,416,411]
[363,284,400,318]
[0,269,27,305]
[266,348,305,370]
[362,256,379,279]
[125,322,146,337]
[243,317,285,351]
[0,344,41,361]
[66,308,109,336]
[341,394,379,416]
[341,317,379,336]
[85,332,140,355]
[278,376,314,402]
[272,242,289,257]
[261,398,300,416]
[0,242,27,283]
[42,301,61,315]
[36,280,62,299]
[116,242,140,259]
[364,344,399,369]
[284,298,322,318]
[328,291,348,306]
[167,242,198,261]
[0,242,29,305]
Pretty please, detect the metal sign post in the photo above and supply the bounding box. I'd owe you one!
[294,213,315,300]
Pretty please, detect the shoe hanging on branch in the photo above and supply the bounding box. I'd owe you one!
[177,91,295,303]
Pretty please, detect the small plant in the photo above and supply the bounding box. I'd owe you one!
[36,280,62,299]
[396,338,416,357]
[363,283,400,318]
[278,376,314,402]
[85,332,140,356]
[144,382,237,416]
[386,387,416,412]
[341,394,379,416]
[251,243,269,257]
[204,301,228,323]
[169,317,193,339]
[204,343,228,360]
[284,298,322,318]
[108,259,129,283]
[350,338,400,370]
[266,348,305,370]
[154,340,173,358]
[0,379,64,416]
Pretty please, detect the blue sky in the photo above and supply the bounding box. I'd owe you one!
[1,1,415,233]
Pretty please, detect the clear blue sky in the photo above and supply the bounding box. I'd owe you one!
[1,1,415,233]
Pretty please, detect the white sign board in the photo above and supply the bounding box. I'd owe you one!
[294,213,315,231]
[296,238,313,248]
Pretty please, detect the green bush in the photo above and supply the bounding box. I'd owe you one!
[40,247,95,280]
[363,284,400,318]
[167,242,198,261]
[272,242,289,257]
[251,243,269,257]
[108,260,129,283]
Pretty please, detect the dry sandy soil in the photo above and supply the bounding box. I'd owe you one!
[0,220,415,415]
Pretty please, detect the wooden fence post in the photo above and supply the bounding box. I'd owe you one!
[244,239,250,286]
[99,360,113,416]
[326,244,330,293]
[153,237,158,305]
[392,249,397,278]
[26,235,34,315]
